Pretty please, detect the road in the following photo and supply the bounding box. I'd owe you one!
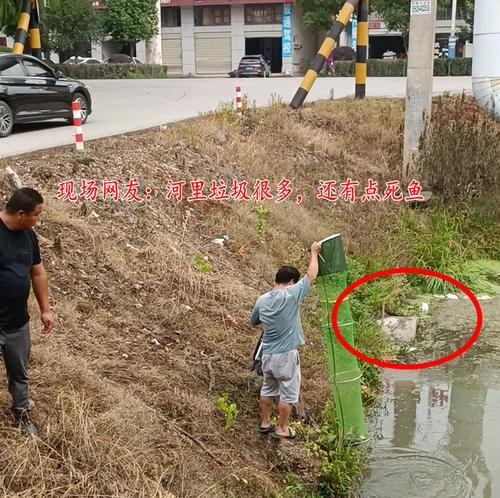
[0,76,472,159]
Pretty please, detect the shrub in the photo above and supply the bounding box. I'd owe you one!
[51,63,168,79]
[416,95,500,200]
[329,58,472,77]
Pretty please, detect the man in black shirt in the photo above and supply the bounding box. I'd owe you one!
[0,187,53,436]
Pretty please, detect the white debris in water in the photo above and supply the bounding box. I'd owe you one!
[476,295,494,300]
[433,294,446,299]
[446,293,459,300]
[151,338,161,346]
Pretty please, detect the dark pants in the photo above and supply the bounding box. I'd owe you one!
[0,323,31,412]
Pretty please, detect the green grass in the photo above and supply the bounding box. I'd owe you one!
[397,203,500,294]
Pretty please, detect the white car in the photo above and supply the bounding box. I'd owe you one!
[63,56,102,65]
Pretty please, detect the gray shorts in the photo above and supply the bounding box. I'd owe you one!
[260,349,301,404]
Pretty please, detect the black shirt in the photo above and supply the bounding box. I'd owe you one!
[0,218,41,329]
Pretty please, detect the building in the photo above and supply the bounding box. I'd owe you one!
[92,0,316,76]
[368,4,469,59]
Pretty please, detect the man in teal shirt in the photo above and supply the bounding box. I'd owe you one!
[250,241,322,439]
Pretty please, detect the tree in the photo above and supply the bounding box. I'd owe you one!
[458,0,474,43]
[103,0,158,56]
[41,0,104,60]
[296,0,344,31]
[0,0,20,36]
[371,0,448,54]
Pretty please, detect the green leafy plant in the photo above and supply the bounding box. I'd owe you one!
[194,252,212,273]
[251,203,270,243]
[216,392,238,430]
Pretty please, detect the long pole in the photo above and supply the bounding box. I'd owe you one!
[449,0,458,58]
[12,0,32,55]
[29,0,42,59]
[290,0,360,109]
[355,0,369,99]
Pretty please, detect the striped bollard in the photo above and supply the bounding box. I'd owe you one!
[235,86,243,116]
[72,101,84,151]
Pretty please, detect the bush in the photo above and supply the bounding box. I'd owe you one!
[450,57,472,76]
[50,63,168,79]
[329,58,472,77]
[368,59,407,77]
[434,58,449,76]
[416,95,500,200]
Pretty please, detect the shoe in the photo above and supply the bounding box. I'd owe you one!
[258,423,275,434]
[14,409,39,437]
[271,427,296,440]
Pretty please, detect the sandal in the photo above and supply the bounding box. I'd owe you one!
[258,424,275,434]
[271,427,296,440]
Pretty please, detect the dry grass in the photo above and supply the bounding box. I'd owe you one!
[417,95,500,199]
[0,97,484,497]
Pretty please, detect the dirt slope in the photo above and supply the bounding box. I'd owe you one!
[0,99,404,497]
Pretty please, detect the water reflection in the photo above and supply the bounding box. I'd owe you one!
[362,359,500,498]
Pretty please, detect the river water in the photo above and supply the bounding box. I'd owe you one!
[361,297,500,498]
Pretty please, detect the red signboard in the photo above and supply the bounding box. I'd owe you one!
[368,21,381,29]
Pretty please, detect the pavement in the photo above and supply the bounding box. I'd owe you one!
[0,76,472,159]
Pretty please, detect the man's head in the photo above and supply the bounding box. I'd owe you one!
[275,266,300,286]
[5,188,44,229]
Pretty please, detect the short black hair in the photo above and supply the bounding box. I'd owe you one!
[6,188,44,214]
[275,266,300,284]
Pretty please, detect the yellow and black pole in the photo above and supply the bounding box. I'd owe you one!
[290,0,360,109]
[355,0,368,99]
[29,0,42,59]
[13,0,32,55]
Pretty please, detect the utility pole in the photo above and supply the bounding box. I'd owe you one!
[145,0,162,65]
[449,0,458,58]
[402,0,438,178]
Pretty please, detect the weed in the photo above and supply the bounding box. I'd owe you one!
[416,95,500,200]
[270,474,321,498]
[397,204,499,293]
[306,402,368,498]
[251,203,271,243]
[216,392,238,430]
[194,252,213,273]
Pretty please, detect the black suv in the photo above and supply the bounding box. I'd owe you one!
[0,53,92,138]
[237,55,271,78]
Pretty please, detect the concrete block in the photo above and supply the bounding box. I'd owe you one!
[377,316,418,342]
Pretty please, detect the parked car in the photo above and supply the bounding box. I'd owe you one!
[237,55,271,77]
[0,53,92,138]
[63,56,102,65]
[103,54,143,64]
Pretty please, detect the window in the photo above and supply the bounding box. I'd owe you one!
[194,6,231,26]
[436,0,464,20]
[22,59,53,77]
[0,57,25,77]
[244,4,282,24]
[161,7,181,27]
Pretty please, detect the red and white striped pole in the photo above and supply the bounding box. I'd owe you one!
[235,86,242,116]
[72,101,84,151]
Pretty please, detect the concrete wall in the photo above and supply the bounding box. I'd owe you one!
[181,6,196,75]
[291,4,316,75]
[232,5,245,70]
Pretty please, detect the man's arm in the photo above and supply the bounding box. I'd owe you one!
[250,304,261,327]
[305,241,322,285]
[31,263,54,334]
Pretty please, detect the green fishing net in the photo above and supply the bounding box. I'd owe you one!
[317,235,368,441]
